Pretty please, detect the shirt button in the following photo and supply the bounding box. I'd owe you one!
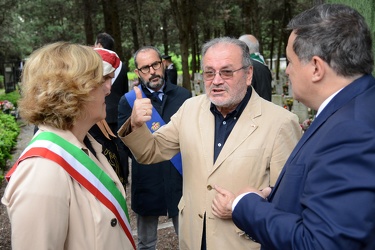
[111,218,117,227]
[199,214,203,219]
[207,185,212,190]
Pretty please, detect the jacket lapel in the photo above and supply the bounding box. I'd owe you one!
[210,88,261,175]
[199,98,216,173]
[268,74,374,200]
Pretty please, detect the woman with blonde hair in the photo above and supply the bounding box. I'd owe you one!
[1,42,135,250]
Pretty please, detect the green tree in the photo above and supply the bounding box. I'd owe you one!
[169,0,195,91]
[326,0,375,74]
[0,0,319,88]
[0,0,24,74]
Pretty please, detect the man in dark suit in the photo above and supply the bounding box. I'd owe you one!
[239,34,272,101]
[212,4,375,249]
[162,55,178,85]
[94,32,130,185]
[118,46,191,249]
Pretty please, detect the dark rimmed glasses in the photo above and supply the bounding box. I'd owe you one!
[137,61,162,74]
[203,66,248,81]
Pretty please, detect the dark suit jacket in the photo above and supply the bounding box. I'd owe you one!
[106,62,128,125]
[165,64,178,85]
[233,74,375,249]
[251,59,272,101]
[118,81,191,216]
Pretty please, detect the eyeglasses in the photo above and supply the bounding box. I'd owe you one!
[137,61,162,74]
[203,66,247,81]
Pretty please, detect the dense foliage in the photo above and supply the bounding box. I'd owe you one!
[0,90,21,179]
[0,113,20,176]
[0,0,318,90]
[0,1,374,88]
[0,91,20,108]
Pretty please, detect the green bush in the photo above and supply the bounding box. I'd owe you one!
[0,113,20,174]
[0,89,21,179]
[0,90,20,108]
[0,75,4,88]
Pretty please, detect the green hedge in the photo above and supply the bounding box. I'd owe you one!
[0,114,20,176]
[0,90,21,181]
[0,90,20,108]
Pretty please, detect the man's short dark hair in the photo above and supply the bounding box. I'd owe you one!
[287,4,374,76]
[96,33,115,51]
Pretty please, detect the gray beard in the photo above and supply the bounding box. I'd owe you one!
[142,76,165,91]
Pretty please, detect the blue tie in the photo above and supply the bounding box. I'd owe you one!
[152,91,162,104]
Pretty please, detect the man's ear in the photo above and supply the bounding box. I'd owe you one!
[311,56,325,82]
[134,69,140,78]
[95,42,103,48]
[246,66,253,87]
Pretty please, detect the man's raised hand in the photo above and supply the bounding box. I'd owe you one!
[131,86,153,130]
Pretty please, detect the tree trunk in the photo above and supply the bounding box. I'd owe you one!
[135,0,146,46]
[162,12,169,55]
[130,17,139,54]
[169,0,193,91]
[101,0,123,59]
[269,17,275,71]
[80,0,94,45]
[190,26,197,80]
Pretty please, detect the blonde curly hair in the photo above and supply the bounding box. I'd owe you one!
[19,42,103,130]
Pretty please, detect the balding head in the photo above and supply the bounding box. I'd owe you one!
[239,34,259,54]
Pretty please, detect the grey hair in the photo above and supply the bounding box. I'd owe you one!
[201,37,252,70]
[133,46,163,68]
[238,35,259,54]
[287,3,373,76]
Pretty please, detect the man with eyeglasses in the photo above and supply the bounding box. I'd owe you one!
[118,37,301,249]
[118,46,191,250]
[213,4,375,250]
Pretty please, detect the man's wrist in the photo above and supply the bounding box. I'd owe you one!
[232,192,265,211]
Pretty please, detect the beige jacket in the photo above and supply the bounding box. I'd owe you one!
[2,125,134,250]
[119,89,302,250]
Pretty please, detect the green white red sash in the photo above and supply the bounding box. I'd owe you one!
[250,53,266,65]
[6,132,136,249]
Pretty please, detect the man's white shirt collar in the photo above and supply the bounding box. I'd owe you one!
[315,88,343,117]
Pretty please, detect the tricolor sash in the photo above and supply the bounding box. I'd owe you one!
[6,132,136,249]
[125,88,183,175]
[250,53,266,65]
